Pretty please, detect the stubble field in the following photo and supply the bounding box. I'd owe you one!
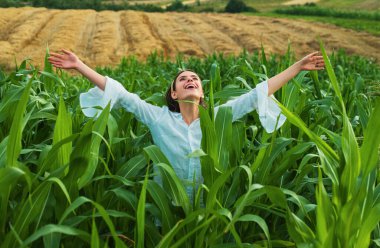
[0,7,379,69]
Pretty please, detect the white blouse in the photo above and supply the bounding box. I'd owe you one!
[80,76,286,201]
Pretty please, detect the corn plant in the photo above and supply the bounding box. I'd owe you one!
[0,46,379,247]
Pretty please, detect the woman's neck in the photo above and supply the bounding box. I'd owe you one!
[179,102,199,125]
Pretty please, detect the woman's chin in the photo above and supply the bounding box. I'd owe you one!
[180,93,201,101]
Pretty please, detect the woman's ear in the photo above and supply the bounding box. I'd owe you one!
[171,91,177,100]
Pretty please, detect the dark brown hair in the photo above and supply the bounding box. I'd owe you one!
[165,70,207,112]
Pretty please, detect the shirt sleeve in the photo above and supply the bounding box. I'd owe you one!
[215,81,286,133]
[79,76,163,126]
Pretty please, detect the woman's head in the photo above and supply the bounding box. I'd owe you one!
[165,70,206,112]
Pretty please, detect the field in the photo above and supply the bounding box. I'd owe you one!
[1,3,380,248]
[1,44,380,247]
[0,7,380,70]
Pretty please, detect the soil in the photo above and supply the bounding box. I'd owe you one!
[0,7,379,69]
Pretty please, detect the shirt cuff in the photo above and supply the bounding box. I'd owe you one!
[79,76,124,117]
[256,81,286,133]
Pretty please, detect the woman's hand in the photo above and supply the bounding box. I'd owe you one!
[48,49,80,69]
[267,51,325,95]
[298,51,325,71]
[48,49,106,90]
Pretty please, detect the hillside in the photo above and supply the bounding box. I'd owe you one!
[0,7,379,69]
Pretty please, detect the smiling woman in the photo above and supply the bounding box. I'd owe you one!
[165,70,207,116]
[48,49,324,202]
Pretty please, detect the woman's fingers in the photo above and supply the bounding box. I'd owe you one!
[299,51,325,71]
[48,57,62,63]
[50,62,62,68]
[61,49,72,55]
[313,61,325,70]
[49,52,65,59]
[309,51,320,57]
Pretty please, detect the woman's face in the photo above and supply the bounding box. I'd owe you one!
[171,71,204,102]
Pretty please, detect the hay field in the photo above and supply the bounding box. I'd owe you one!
[0,7,379,69]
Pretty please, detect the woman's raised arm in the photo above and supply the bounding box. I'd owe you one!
[48,49,106,90]
[267,51,324,96]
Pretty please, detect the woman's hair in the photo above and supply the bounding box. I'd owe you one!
[165,70,207,112]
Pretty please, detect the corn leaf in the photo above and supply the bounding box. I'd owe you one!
[78,103,110,188]
[136,165,149,248]
[91,213,100,248]
[3,181,52,247]
[214,106,232,171]
[155,162,190,215]
[52,97,72,174]
[21,224,90,247]
[146,180,175,234]
[361,98,380,176]
[6,79,32,167]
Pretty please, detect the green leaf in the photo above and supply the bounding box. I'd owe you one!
[315,167,335,246]
[0,85,23,123]
[136,165,150,248]
[91,213,100,248]
[52,97,72,174]
[286,212,315,245]
[39,71,65,88]
[78,103,110,188]
[6,79,32,167]
[276,100,339,185]
[215,106,233,171]
[0,167,29,193]
[319,40,344,110]
[43,45,53,74]
[3,181,52,247]
[157,209,214,248]
[146,180,175,234]
[155,163,190,215]
[206,168,235,210]
[0,136,9,168]
[237,214,271,248]
[47,177,72,205]
[208,62,219,121]
[38,134,80,179]
[199,105,219,171]
[361,98,380,176]
[22,224,90,247]
[43,233,61,248]
[117,154,147,178]
[58,196,127,247]
[143,145,171,165]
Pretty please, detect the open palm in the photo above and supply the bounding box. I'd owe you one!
[48,49,79,69]
[300,51,325,71]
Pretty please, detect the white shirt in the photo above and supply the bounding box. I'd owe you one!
[80,76,286,201]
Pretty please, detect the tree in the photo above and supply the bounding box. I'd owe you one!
[224,0,251,13]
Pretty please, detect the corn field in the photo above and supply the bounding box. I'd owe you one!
[0,44,379,247]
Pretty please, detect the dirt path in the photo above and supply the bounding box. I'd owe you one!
[0,8,379,69]
[283,0,319,5]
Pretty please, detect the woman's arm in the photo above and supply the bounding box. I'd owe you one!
[267,51,324,96]
[49,50,163,125]
[48,49,106,90]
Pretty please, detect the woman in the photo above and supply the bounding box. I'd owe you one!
[48,50,325,201]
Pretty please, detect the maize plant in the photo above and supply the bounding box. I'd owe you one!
[0,44,379,247]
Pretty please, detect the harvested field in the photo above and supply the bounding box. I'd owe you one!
[0,7,379,69]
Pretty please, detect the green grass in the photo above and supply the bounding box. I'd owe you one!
[317,0,380,11]
[242,0,380,12]
[274,6,380,20]
[248,12,380,36]
[186,0,380,36]
[0,47,379,247]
